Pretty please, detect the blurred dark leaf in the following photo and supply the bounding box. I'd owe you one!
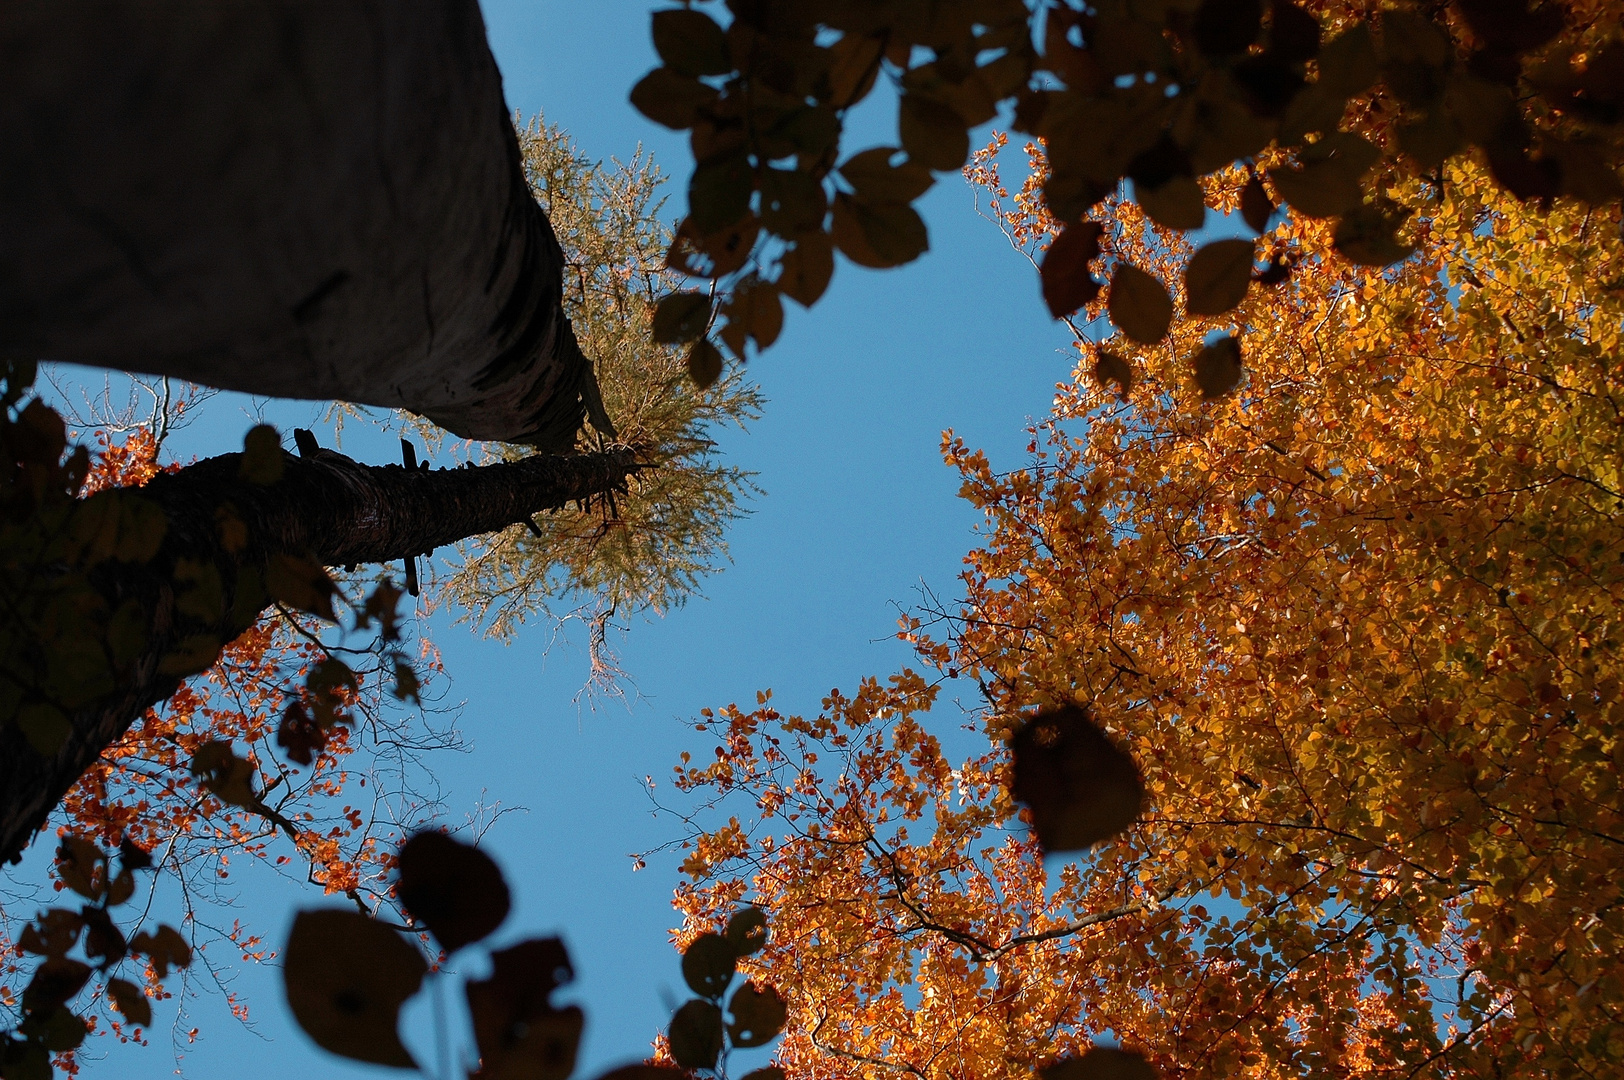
[396,830,510,954]
[19,911,82,958]
[631,68,720,130]
[55,836,103,901]
[778,233,834,307]
[669,1000,725,1070]
[1270,2,1323,63]
[189,740,256,807]
[106,978,151,1028]
[690,153,756,234]
[1094,351,1134,400]
[1193,335,1246,400]
[1108,264,1174,344]
[727,981,787,1047]
[1043,1047,1159,1080]
[688,339,725,389]
[653,293,712,345]
[1185,239,1256,317]
[839,147,935,203]
[265,552,338,621]
[21,958,91,1014]
[80,906,126,967]
[681,932,738,998]
[283,909,425,1069]
[725,907,769,955]
[760,168,828,234]
[899,93,970,171]
[128,925,190,978]
[238,424,284,485]
[1194,0,1264,57]
[653,9,731,77]
[1041,222,1105,318]
[832,194,929,268]
[826,33,884,107]
[1333,205,1416,266]
[1009,704,1145,852]
[1136,177,1206,232]
[1240,175,1275,233]
[468,938,584,1080]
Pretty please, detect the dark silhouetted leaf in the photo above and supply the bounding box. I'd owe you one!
[1194,0,1263,57]
[899,94,970,171]
[1241,175,1275,233]
[593,1068,688,1080]
[467,938,584,1080]
[1333,206,1416,266]
[759,168,827,234]
[726,282,784,352]
[839,147,934,203]
[107,978,151,1028]
[778,233,834,308]
[1136,177,1205,232]
[1108,264,1174,345]
[277,701,325,766]
[631,68,720,130]
[1255,252,1295,286]
[128,925,190,978]
[832,194,929,268]
[1270,2,1323,63]
[1009,704,1144,852]
[742,1069,787,1080]
[396,830,510,954]
[669,1000,725,1070]
[265,552,337,621]
[727,981,787,1047]
[55,836,102,901]
[22,958,91,1014]
[725,907,768,955]
[1043,1047,1158,1080]
[827,33,884,107]
[690,153,755,234]
[1193,335,1246,400]
[681,932,738,998]
[653,293,712,345]
[1094,352,1134,400]
[19,911,82,958]
[0,1042,50,1080]
[652,9,731,77]
[21,1006,88,1052]
[238,424,283,485]
[1041,222,1105,318]
[688,338,725,389]
[81,907,127,966]
[190,740,255,807]
[284,909,425,1069]
[1185,239,1256,317]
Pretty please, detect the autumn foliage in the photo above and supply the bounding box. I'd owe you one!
[661,134,1624,1079]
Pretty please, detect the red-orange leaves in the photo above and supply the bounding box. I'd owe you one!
[1009,705,1144,853]
[1041,223,1105,318]
[395,830,510,954]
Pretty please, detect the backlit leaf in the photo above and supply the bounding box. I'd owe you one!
[1108,264,1174,344]
[1009,704,1144,852]
[284,910,424,1069]
[727,981,787,1047]
[1094,351,1134,399]
[1192,334,1245,400]
[652,9,730,77]
[653,293,712,345]
[467,938,584,1080]
[669,1000,725,1070]
[688,339,725,389]
[839,147,935,203]
[899,94,970,172]
[631,68,719,131]
[1041,222,1105,318]
[396,830,511,953]
[1185,239,1256,317]
[681,932,738,998]
[725,906,768,955]
[778,233,834,308]
[106,978,151,1028]
[1043,1047,1158,1080]
[832,194,929,268]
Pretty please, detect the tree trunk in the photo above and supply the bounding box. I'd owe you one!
[0,1,606,448]
[0,443,639,865]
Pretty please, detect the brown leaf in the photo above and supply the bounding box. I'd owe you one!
[1094,352,1134,400]
[777,233,834,308]
[725,281,784,351]
[1193,335,1246,400]
[725,907,768,955]
[593,1069,687,1080]
[727,981,787,1047]
[284,910,425,1069]
[653,292,712,345]
[690,152,756,234]
[1041,222,1105,319]
[55,836,104,901]
[839,147,935,203]
[1136,177,1206,232]
[129,924,191,978]
[832,194,929,268]
[652,9,731,77]
[1240,175,1275,233]
[106,978,151,1028]
[759,168,827,235]
[630,67,719,131]
[81,906,127,967]
[688,339,725,389]
[669,999,725,1070]
[1043,1047,1158,1080]
[826,33,884,108]
[22,958,92,1014]
[681,932,738,997]
[19,911,82,959]
[1267,133,1381,218]
[277,701,326,767]
[1185,239,1256,317]
[1194,0,1264,57]
[396,830,510,954]
[898,93,970,172]
[189,740,256,808]
[467,938,584,1080]
[264,552,337,621]
[1108,264,1174,344]
[1009,705,1144,852]
[1333,206,1417,266]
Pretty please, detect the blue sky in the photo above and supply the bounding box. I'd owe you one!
[32,2,1087,1076]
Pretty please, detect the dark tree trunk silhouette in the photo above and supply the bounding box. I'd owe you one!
[0,444,638,864]
[0,0,608,447]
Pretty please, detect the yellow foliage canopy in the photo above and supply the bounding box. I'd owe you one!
[663,152,1624,1080]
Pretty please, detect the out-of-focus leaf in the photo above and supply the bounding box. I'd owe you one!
[1333,205,1417,266]
[839,147,934,203]
[396,830,511,954]
[725,907,768,955]
[1240,175,1275,233]
[631,68,719,130]
[1108,264,1174,344]
[19,911,82,958]
[467,938,584,1080]
[128,925,190,978]
[189,740,256,808]
[727,981,787,1047]
[832,194,929,268]
[681,932,738,998]
[1094,351,1134,400]
[1268,133,1380,218]
[827,33,884,107]
[899,93,970,171]
[1194,0,1263,57]
[1185,239,1256,317]
[21,958,91,1014]
[1136,177,1205,232]
[760,168,828,235]
[1193,335,1246,400]
[283,909,425,1069]
[669,1000,725,1070]
[653,293,712,345]
[1041,222,1105,318]
[238,425,284,485]
[778,233,834,308]
[688,339,725,389]
[1042,1047,1158,1080]
[18,703,71,757]
[1009,704,1145,852]
[652,9,731,77]
[690,153,755,234]
[107,978,151,1028]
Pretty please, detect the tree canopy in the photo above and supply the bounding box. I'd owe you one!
[660,143,1624,1080]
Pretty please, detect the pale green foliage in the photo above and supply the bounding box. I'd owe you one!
[433,118,762,646]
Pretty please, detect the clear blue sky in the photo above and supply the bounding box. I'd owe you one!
[37,3,1083,1076]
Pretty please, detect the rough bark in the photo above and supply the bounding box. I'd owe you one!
[0,444,639,864]
[0,1,605,447]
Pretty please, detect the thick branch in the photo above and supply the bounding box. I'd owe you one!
[0,445,639,864]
